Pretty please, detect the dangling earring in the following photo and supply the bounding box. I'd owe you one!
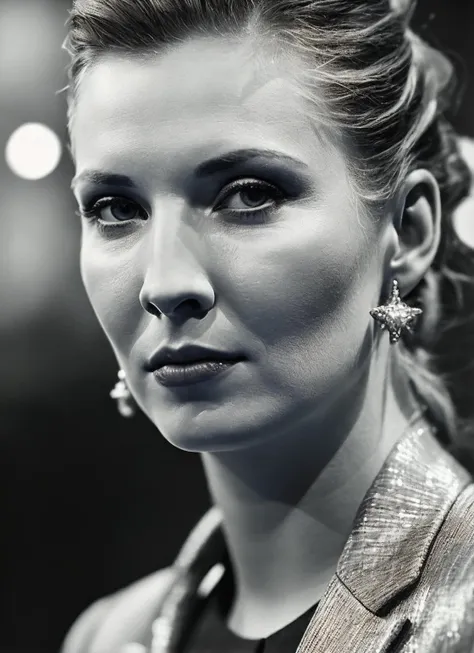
[370,279,423,344]
[110,369,136,418]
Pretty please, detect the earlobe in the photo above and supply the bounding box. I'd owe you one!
[389,169,441,296]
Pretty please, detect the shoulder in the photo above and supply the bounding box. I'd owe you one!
[405,483,474,649]
[61,508,222,653]
[430,481,474,575]
[422,482,474,606]
[440,481,474,552]
[61,567,176,653]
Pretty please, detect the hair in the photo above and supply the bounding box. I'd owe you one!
[63,0,474,463]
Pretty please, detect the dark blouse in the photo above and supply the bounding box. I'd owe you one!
[184,566,318,653]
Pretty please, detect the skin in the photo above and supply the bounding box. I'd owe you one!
[71,35,440,638]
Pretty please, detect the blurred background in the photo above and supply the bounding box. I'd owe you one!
[0,2,473,652]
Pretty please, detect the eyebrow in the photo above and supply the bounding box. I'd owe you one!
[71,171,136,191]
[71,148,309,191]
[194,148,309,177]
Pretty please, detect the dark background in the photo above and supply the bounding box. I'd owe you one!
[0,2,473,652]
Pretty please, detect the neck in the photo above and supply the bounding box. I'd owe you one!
[200,341,420,638]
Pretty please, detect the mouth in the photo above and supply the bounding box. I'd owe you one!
[145,344,246,387]
[159,357,241,367]
[155,354,243,369]
[152,357,245,388]
[145,344,245,371]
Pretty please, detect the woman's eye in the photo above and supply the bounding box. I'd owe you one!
[78,181,286,233]
[79,197,148,225]
[105,199,141,221]
[215,181,284,213]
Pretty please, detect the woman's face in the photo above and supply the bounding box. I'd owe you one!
[72,36,386,452]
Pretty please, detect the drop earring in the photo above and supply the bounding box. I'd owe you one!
[370,279,423,344]
[110,369,136,418]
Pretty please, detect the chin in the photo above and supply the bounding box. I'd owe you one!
[147,399,285,453]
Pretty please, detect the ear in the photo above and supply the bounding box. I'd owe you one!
[389,169,441,295]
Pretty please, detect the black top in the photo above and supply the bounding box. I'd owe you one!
[184,566,318,653]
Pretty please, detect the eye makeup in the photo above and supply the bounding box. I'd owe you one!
[73,147,316,236]
[188,148,315,204]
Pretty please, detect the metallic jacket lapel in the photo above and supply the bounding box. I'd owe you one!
[296,416,471,653]
[296,576,411,653]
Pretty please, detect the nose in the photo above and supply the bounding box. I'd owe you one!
[138,228,215,321]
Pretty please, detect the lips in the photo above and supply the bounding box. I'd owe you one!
[160,358,231,368]
[145,344,245,372]
[152,358,241,387]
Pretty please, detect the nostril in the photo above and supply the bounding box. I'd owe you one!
[145,301,161,318]
[176,298,209,319]
[143,298,209,319]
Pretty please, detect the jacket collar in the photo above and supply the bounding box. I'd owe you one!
[335,413,471,614]
[170,412,471,618]
[155,414,472,653]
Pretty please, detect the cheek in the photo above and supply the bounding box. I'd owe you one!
[221,208,380,386]
[226,209,373,329]
[80,238,142,355]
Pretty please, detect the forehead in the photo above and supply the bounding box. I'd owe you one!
[72,36,334,179]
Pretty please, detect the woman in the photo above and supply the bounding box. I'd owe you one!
[61,0,474,651]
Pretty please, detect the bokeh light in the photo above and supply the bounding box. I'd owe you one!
[5,122,62,180]
[454,137,474,249]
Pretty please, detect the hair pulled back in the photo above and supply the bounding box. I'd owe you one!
[63,0,474,461]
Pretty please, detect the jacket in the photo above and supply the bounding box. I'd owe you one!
[62,415,474,652]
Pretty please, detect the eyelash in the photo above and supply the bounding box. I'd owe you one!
[76,179,286,236]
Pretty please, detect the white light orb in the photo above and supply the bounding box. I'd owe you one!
[453,137,474,250]
[5,122,62,180]
[453,196,474,250]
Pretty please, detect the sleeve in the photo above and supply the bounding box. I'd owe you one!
[60,597,114,653]
[59,568,175,653]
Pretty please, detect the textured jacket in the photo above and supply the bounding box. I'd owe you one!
[62,415,474,652]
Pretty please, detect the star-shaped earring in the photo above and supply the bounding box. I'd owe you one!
[370,280,423,344]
